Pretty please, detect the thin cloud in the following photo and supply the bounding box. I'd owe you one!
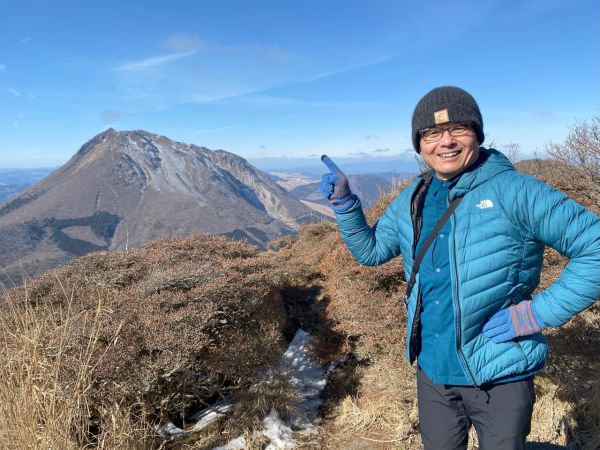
[114,34,205,72]
[113,50,196,71]
[220,94,385,109]
[0,65,6,74]
[305,53,397,84]
[18,36,33,44]
[373,148,391,153]
[7,88,20,96]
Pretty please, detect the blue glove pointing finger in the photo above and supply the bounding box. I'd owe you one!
[319,155,357,212]
[321,155,342,174]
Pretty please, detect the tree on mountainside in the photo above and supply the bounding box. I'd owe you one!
[546,116,600,208]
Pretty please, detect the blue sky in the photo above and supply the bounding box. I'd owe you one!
[0,0,598,170]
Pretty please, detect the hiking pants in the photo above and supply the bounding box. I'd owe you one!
[416,366,536,450]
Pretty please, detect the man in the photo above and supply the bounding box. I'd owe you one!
[319,86,600,450]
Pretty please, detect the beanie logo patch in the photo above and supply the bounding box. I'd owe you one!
[434,109,449,124]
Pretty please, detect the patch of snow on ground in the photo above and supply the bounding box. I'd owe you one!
[281,328,334,430]
[160,329,333,448]
[263,409,297,449]
[218,328,335,449]
[157,400,232,438]
[213,436,247,450]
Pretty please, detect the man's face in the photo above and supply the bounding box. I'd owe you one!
[419,123,480,180]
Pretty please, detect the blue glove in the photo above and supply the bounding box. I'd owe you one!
[320,155,357,212]
[482,300,546,343]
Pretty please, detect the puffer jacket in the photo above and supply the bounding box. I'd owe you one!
[334,148,600,385]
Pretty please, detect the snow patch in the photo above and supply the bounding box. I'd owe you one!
[158,329,334,448]
[213,436,247,450]
[216,329,335,449]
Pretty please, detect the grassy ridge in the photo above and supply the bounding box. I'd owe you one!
[0,172,598,449]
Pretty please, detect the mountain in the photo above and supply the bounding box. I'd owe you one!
[0,129,323,286]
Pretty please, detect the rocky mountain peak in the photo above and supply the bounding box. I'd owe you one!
[0,129,325,286]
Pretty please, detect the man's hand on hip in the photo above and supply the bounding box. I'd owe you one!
[482,300,546,343]
[320,155,357,212]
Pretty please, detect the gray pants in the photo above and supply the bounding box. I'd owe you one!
[417,366,536,450]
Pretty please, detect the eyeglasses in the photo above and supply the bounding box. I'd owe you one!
[419,123,473,143]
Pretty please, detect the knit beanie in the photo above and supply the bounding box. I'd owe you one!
[411,86,484,153]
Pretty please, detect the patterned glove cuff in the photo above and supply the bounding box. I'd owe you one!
[509,300,545,336]
[331,194,358,212]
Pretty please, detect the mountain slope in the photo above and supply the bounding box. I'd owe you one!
[0,129,322,285]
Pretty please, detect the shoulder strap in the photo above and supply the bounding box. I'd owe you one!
[405,196,462,300]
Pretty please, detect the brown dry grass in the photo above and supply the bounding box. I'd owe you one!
[0,286,158,449]
[0,235,290,448]
[0,171,598,449]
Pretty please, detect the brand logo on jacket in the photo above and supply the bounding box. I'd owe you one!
[476,199,494,209]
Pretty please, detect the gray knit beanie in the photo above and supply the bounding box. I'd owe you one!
[411,86,484,153]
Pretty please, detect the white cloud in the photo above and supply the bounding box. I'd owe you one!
[224,94,385,109]
[7,88,20,96]
[113,50,196,71]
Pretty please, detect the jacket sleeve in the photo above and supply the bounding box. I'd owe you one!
[508,174,600,327]
[333,197,402,266]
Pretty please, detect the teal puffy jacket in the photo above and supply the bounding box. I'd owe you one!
[334,148,600,385]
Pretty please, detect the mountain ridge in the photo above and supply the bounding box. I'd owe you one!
[0,129,323,285]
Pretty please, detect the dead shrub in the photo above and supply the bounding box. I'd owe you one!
[546,115,600,210]
[0,234,288,446]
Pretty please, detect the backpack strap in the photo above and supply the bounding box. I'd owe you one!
[405,196,462,301]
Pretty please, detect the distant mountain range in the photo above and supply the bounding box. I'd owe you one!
[0,129,325,286]
[273,172,400,211]
[248,156,420,177]
[0,168,55,203]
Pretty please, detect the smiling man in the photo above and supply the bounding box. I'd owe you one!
[319,86,600,450]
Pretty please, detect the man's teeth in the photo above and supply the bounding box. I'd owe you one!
[439,151,460,158]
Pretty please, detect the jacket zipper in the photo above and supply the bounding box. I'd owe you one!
[449,201,479,387]
[407,178,426,364]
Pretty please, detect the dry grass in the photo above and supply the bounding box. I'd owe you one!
[0,235,291,448]
[0,284,158,449]
[0,170,598,449]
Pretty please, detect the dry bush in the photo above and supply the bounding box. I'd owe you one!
[546,115,600,209]
[0,235,289,447]
[269,221,338,285]
[0,288,159,449]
